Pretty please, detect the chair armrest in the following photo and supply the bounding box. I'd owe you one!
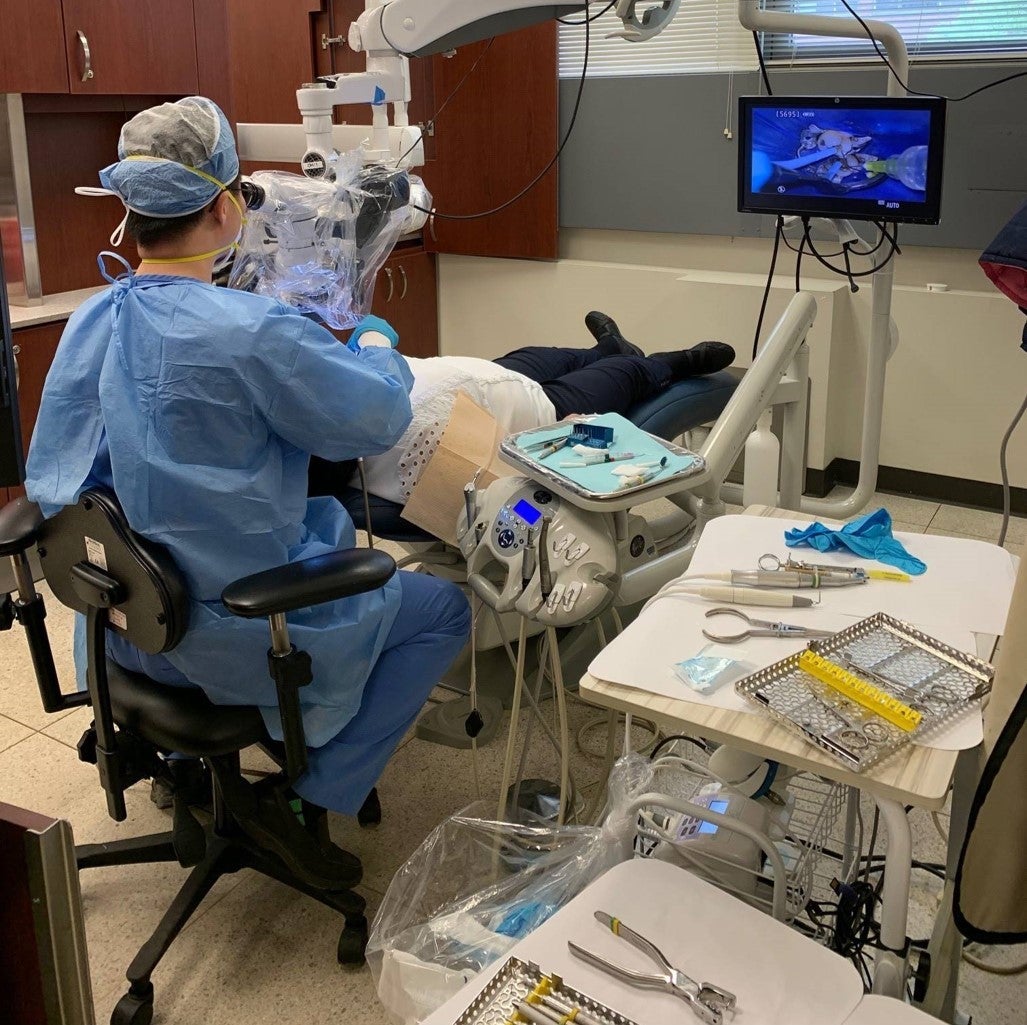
[0,497,44,558]
[221,548,397,619]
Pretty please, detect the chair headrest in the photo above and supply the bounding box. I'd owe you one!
[39,489,189,654]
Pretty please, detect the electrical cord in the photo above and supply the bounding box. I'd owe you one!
[997,391,1027,546]
[412,8,593,221]
[802,218,901,279]
[395,39,497,166]
[753,31,773,94]
[752,215,785,360]
[963,945,1027,976]
[836,0,1027,101]
[558,0,616,25]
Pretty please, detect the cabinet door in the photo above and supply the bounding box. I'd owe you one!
[63,0,198,95]
[225,0,321,125]
[425,24,558,260]
[371,249,438,359]
[0,3,69,93]
[13,321,64,466]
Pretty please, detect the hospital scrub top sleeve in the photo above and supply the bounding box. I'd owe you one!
[258,316,416,463]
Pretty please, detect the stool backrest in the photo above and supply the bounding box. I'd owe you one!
[39,488,189,654]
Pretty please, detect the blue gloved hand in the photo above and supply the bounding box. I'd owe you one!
[784,507,927,576]
[347,314,399,352]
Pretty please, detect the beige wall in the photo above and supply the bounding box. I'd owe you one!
[438,228,1027,488]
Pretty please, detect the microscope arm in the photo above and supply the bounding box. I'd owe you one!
[297,0,680,170]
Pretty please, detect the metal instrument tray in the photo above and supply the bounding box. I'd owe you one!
[735,613,993,772]
[500,418,705,503]
[453,956,638,1025]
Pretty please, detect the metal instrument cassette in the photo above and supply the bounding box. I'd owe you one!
[735,613,993,771]
[453,956,638,1025]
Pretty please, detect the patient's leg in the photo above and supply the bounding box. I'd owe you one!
[540,343,736,419]
[493,344,606,383]
[540,356,673,418]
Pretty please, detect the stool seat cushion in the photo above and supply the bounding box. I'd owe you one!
[108,661,267,757]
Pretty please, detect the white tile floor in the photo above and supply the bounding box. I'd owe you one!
[2,493,1026,1025]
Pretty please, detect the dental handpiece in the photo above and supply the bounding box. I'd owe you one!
[538,516,554,597]
[695,586,815,608]
[462,481,476,531]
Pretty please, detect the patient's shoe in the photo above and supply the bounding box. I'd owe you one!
[651,341,735,379]
[585,311,644,358]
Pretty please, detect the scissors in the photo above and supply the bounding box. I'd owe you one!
[568,911,737,1025]
[702,607,835,644]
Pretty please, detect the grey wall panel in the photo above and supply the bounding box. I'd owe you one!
[558,63,1027,248]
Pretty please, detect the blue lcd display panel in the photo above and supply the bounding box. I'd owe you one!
[697,799,729,836]
[512,499,542,527]
[739,96,946,225]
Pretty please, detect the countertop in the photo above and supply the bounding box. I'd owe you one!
[9,287,105,330]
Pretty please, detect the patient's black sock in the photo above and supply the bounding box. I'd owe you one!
[651,341,735,380]
[584,310,644,358]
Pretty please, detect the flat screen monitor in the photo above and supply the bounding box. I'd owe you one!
[0,241,25,488]
[738,95,946,225]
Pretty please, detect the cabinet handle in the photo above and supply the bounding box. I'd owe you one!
[383,267,394,302]
[11,345,19,389]
[77,30,94,82]
[398,265,408,300]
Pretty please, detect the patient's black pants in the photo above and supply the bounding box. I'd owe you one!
[492,346,671,420]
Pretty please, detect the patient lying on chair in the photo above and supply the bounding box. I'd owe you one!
[359,312,734,504]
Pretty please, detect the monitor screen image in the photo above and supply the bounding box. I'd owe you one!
[738,96,946,225]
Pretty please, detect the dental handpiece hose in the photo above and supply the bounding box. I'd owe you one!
[730,570,860,588]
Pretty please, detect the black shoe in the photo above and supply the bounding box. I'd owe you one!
[150,759,212,812]
[651,341,735,380]
[584,311,644,358]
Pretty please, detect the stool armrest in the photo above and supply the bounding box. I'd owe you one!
[0,497,44,558]
[221,548,397,619]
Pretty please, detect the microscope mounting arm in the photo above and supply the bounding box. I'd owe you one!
[296,0,680,173]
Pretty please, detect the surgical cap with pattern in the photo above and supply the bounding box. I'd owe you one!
[98,96,240,217]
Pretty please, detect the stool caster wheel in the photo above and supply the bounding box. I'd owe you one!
[357,787,381,828]
[338,914,368,969]
[111,982,154,1025]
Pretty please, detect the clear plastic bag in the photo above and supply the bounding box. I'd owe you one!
[367,755,655,1024]
[228,162,431,330]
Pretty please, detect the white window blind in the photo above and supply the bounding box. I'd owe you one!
[558,0,759,78]
[764,0,1027,61]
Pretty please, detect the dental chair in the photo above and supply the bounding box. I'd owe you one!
[308,371,739,542]
[0,489,395,1025]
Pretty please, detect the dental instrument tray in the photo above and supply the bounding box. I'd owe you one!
[734,613,993,772]
[502,412,706,502]
[453,956,638,1025]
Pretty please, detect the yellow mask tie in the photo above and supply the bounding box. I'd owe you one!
[121,156,246,266]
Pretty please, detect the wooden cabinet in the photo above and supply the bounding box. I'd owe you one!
[6,321,65,502]
[202,1,322,127]
[0,2,69,94]
[371,246,438,359]
[0,1,200,96]
[61,0,198,95]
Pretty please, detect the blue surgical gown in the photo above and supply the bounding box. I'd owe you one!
[25,272,415,748]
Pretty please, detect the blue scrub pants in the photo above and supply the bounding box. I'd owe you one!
[293,571,469,814]
[112,571,469,816]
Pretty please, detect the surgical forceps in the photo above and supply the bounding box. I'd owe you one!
[702,607,835,644]
[521,432,572,459]
[568,911,737,1025]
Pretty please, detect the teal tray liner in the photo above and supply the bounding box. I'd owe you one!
[514,413,699,496]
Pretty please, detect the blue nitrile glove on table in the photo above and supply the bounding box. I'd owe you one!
[347,314,399,352]
[784,508,927,576]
